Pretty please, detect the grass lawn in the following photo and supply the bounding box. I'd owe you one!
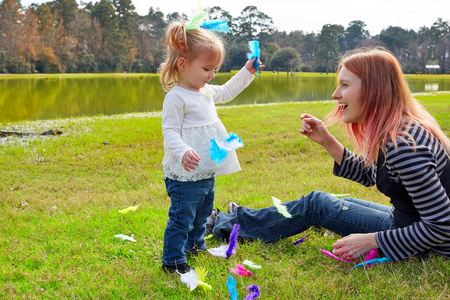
[1,93,449,299]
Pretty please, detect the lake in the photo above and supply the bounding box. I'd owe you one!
[1,73,450,122]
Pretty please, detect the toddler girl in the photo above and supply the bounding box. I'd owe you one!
[159,19,262,273]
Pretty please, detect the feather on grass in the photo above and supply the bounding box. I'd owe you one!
[245,284,261,300]
[319,248,356,263]
[227,274,239,300]
[230,264,256,277]
[118,204,140,214]
[226,224,240,259]
[352,257,391,268]
[292,233,310,245]
[243,260,262,269]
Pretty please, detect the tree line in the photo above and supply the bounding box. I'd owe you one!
[0,0,449,74]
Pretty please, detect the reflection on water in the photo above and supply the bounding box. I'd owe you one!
[425,83,439,91]
[1,73,450,122]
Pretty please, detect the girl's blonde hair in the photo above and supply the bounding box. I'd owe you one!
[327,47,450,167]
[158,22,225,92]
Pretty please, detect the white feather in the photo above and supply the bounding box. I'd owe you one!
[207,245,229,257]
[114,234,137,242]
[179,269,199,291]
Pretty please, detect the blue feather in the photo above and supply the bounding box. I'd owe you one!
[247,40,261,75]
[201,20,230,33]
[352,257,391,268]
[227,274,239,300]
[210,139,228,165]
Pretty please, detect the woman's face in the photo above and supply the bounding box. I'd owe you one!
[332,66,364,124]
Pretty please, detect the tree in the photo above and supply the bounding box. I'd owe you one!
[165,11,187,23]
[112,0,138,41]
[47,0,78,33]
[300,32,318,70]
[343,20,369,51]
[206,6,233,45]
[316,24,343,74]
[379,26,416,59]
[430,18,450,73]
[207,6,232,24]
[133,6,166,72]
[88,0,134,71]
[416,26,432,71]
[21,8,43,71]
[235,5,274,45]
[262,42,280,69]
[269,47,302,72]
[0,0,30,72]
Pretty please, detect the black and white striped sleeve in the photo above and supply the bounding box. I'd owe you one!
[333,147,377,187]
[375,127,450,261]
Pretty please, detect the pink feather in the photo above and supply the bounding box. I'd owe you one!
[319,248,357,263]
[230,264,256,277]
[364,249,378,261]
[362,248,379,267]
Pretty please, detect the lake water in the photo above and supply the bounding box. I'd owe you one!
[1,73,450,122]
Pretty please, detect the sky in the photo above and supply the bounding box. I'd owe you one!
[21,0,450,35]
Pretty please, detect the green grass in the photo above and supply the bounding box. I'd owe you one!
[1,94,450,299]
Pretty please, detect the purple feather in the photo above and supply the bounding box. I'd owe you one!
[292,233,310,245]
[244,284,261,300]
[226,224,240,259]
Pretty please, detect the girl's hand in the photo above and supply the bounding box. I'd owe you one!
[300,113,331,146]
[245,58,265,74]
[332,233,378,260]
[182,150,200,172]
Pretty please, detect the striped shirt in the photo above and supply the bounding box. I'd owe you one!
[334,120,450,261]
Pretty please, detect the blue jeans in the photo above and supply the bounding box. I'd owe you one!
[213,191,397,242]
[162,177,215,266]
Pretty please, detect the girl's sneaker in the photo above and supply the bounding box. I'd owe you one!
[162,263,191,274]
[204,208,220,237]
[227,202,239,213]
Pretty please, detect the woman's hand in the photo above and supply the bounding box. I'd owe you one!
[182,150,200,172]
[332,233,378,260]
[300,113,332,146]
[300,113,344,165]
[245,58,265,74]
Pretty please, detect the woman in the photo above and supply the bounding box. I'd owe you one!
[207,47,450,262]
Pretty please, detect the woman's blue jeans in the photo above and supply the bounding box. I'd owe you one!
[213,191,397,242]
[162,177,215,266]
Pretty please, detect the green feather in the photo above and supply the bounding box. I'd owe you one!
[186,11,207,31]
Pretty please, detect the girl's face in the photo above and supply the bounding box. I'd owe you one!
[177,54,221,92]
[332,66,364,124]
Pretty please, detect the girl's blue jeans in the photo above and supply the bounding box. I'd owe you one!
[213,191,397,242]
[162,177,215,266]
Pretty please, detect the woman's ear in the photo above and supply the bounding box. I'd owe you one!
[177,57,186,71]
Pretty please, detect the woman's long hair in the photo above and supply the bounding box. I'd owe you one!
[327,47,450,167]
[158,22,225,92]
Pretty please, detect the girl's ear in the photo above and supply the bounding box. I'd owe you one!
[177,57,186,71]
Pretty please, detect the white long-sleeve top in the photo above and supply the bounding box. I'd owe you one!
[162,67,254,182]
